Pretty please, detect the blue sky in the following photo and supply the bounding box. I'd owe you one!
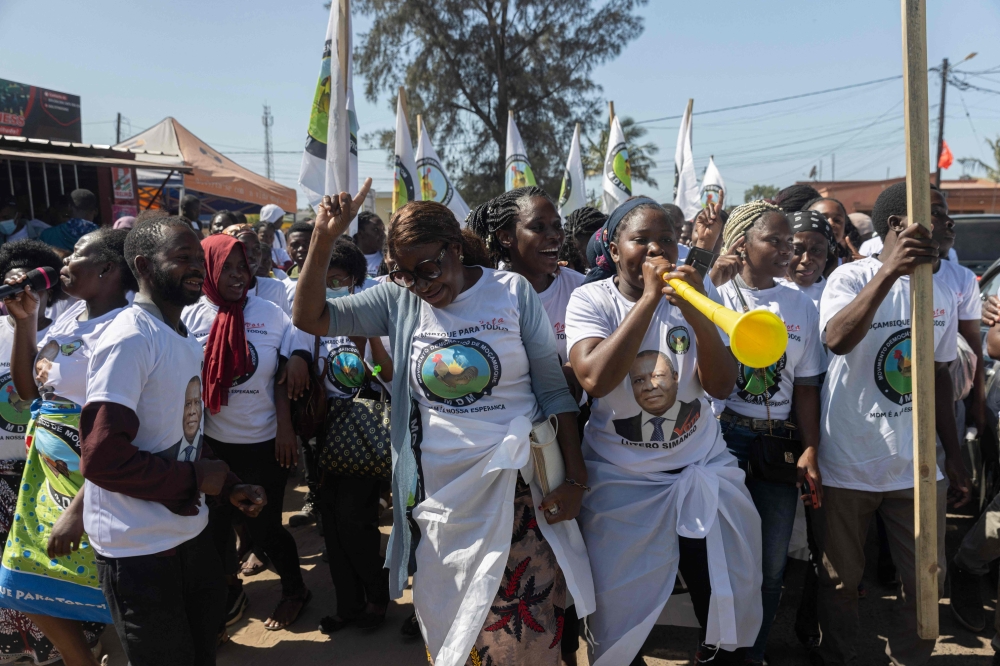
[2,0,998,208]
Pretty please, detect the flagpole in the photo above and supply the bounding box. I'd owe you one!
[398,87,409,128]
[417,114,423,139]
[608,101,615,126]
[900,0,938,640]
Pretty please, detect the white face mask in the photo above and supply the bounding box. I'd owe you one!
[326,286,351,300]
[0,219,17,236]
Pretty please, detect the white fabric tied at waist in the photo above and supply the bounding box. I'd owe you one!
[412,409,595,666]
[579,439,762,665]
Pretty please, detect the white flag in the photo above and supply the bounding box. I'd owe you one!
[673,101,700,221]
[416,125,471,224]
[298,0,360,231]
[558,124,587,220]
[700,156,725,208]
[601,115,632,214]
[505,114,536,191]
[392,95,418,213]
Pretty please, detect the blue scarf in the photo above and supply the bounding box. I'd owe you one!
[583,196,660,284]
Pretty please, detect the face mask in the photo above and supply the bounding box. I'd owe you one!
[0,220,17,236]
[326,286,351,300]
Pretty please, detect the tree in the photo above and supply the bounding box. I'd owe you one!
[582,115,659,188]
[744,184,780,203]
[959,136,1000,182]
[354,0,646,205]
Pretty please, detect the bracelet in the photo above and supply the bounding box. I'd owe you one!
[565,478,591,492]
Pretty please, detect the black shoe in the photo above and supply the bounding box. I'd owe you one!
[225,586,249,627]
[695,642,720,663]
[949,561,986,632]
[319,615,356,634]
[288,498,317,527]
[400,611,421,639]
[356,607,387,630]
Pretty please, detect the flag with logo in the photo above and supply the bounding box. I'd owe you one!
[392,95,417,213]
[298,0,360,231]
[416,125,471,223]
[673,101,700,221]
[559,124,587,220]
[700,156,725,208]
[601,115,632,214]
[505,113,536,191]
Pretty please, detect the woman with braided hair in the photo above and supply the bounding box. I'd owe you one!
[566,196,762,664]
[564,206,607,271]
[712,201,826,665]
[777,209,837,311]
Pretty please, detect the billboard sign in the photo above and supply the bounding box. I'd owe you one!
[0,79,81,142]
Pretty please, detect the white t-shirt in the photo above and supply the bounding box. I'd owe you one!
[35,300,124,407]
[565,276,729,473]
[319,336,366,399]
[776,277,826,312]
[715,281,826,421]
[272,245,292,270]
[537,268,586,364]
[818,257,958,492]
[409,269,541,426]
[935,258,981,321]
[84,304,208,558]
[182,295,299,443]
[365,250,383,277]
[859,236,959,264]
[251,276,291,316]
[0,318,49,460]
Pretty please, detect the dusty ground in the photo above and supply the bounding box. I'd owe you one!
[95,480,998,666]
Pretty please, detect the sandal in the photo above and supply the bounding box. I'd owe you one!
[240,552,269,577]
[264,589,312,631]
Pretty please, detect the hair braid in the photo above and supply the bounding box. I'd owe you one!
[466,186,551,265]
[564,206,607,238]
[721,200,782,254]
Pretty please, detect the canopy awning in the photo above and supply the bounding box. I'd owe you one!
[0,148,191,172]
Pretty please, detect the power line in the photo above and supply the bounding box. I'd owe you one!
[633,75,903,125]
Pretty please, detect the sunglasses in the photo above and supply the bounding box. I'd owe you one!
[388,246,448,288]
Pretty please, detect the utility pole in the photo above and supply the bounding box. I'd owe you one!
[262,104,274,181]
[934,58,948,187]
[116,112,122,144]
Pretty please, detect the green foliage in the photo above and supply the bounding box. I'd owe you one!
[353,0,646,206]
[582,116,659,188]
[959,136,1000,183]
[744,184,780,203]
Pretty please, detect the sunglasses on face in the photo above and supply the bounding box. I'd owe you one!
[388,246,448,288]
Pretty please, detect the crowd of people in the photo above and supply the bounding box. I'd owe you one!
[0,175,993,666]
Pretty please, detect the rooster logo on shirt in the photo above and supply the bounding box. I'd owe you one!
[875,330,913,405]
[416,339,501,407]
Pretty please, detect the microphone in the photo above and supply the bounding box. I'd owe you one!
[0,267,59,301]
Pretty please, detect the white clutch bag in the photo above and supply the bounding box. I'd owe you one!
[524,414,565,496]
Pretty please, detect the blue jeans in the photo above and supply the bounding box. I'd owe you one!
[721,419,799,661]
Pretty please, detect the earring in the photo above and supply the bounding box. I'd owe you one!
[99,274,104,279]
[459,254,464,261]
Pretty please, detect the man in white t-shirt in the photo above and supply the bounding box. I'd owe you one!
[354,211,386,277]
[813,182,971,666]
[80,216,266,666]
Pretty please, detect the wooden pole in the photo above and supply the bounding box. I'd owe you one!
[608,101,615,126]
[398,86,409,127]
[417,114,423,140]
[900,0,938,640]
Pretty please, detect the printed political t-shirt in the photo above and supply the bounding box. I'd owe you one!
[818,257,958,492]
[565,276,729,474]
[252,276,291,315]
[935,258,982,321]
[537,267,586,364]
[318,336,366,399]
[84,304,208,558]
[409,269,541,427]
[0,318,49,460]
[776,277,826,312]
[182,295,299,443]
[715,281,826,421]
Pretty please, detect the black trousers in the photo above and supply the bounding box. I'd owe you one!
[318,474,390,618]
[678,536,713,642]
[96,526,226,666]
[207,436,305,596]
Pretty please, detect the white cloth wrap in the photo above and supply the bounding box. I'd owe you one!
[580,441,762,665]
[412,410,595,666]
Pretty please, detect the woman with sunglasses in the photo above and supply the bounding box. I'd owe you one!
[293,183,594,666]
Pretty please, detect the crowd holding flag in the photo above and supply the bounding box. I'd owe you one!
[415,121,471,223]
[392,91,417,213]
[700,155,726,207]
[298,0,360,231]
[504,111,536,191]
[601,112,632,213]
[673,99,701,220]
[558,123,587,220]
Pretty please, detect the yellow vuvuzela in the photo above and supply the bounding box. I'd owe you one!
[664,276,788,368]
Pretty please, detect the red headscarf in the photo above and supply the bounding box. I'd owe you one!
[200,234,252,415]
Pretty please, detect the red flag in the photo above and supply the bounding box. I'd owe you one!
[938,140,954,170]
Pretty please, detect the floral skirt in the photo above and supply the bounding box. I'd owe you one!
[463,479,566,666]
[0,460,102,665]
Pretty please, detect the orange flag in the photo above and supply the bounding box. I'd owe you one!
[938,140,954,170]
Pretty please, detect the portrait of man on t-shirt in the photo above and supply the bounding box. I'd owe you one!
[612,350,701,445]
[155,377,203,463]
